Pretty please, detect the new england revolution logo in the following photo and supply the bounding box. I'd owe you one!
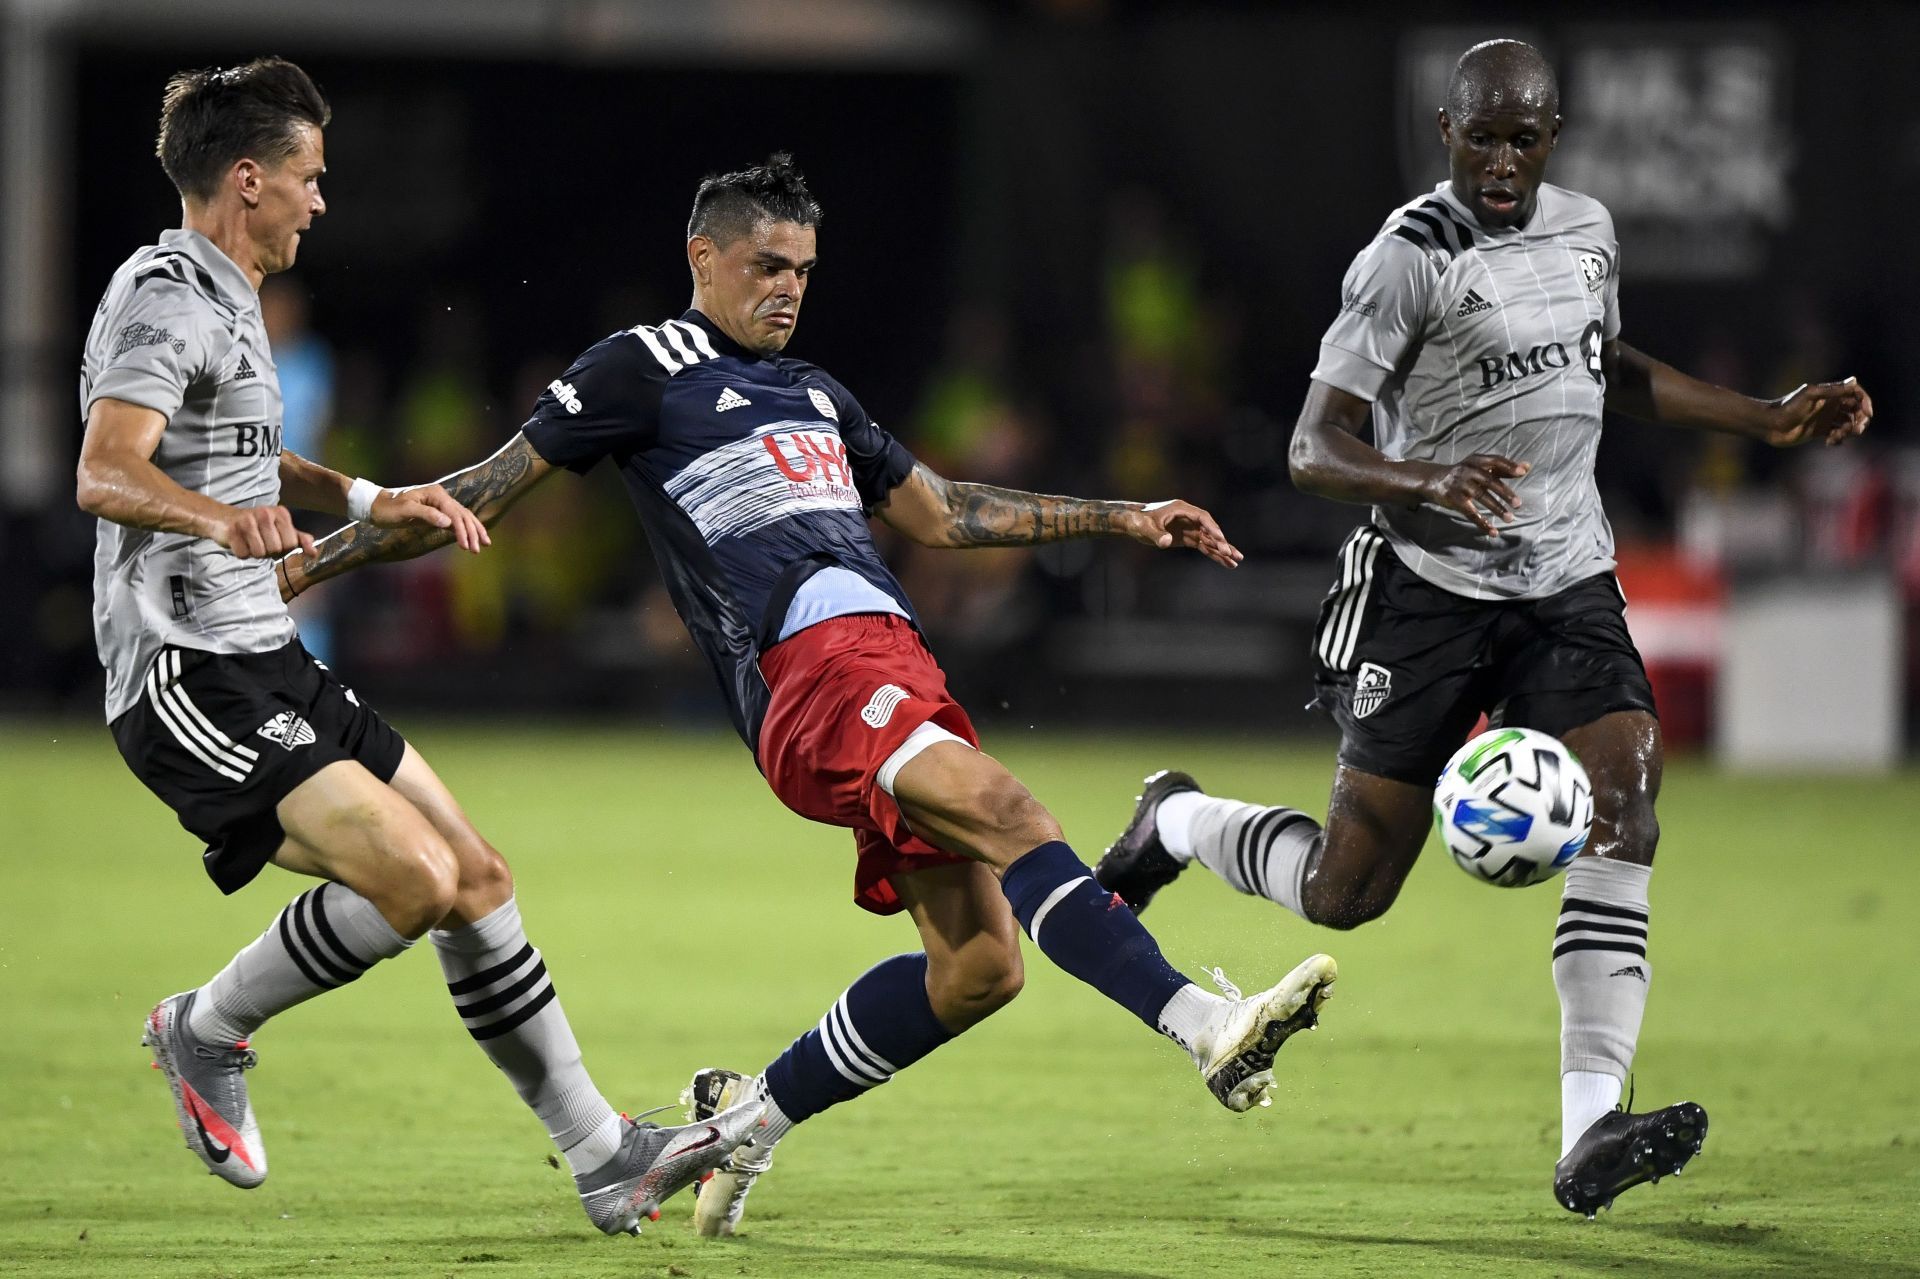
[860,684,911,728]
[1352,662,1393,719]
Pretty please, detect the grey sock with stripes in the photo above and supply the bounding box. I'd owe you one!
[188,882,412,1046]
[432,897,622,1175]
[1554,858,1653,1145]
[1182,796,1322,918]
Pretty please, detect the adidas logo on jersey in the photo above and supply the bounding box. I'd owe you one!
[234,354,257,380]
[1455,289,1494,317]
[715,387,752,412]
[256,712,316,751]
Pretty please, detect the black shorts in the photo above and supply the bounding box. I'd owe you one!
[109,639,406,894]
[1308,526,1657,786]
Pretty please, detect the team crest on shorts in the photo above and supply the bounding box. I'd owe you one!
[860,684,910,728]
[256,711,317,750]
[1352,663,1393,719]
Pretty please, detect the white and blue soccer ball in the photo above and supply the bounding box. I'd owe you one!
[1434,727,1593,887]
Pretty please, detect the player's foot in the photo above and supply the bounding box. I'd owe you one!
[1192,953,1337,1112]
[576,1094,764,1236]
[1095,769,1201,914]
[681,1068,775,1237]
[141,991,266,1188]
[1554,1101,1708,1219]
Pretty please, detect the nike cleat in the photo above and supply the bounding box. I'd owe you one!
[576,1092,764,1236]
[1193,954,1337,1112]
[141,991,266,1188]
[1095,769,1201,914]
[1555,1101,1708,1219]
[681,1068,775,1237]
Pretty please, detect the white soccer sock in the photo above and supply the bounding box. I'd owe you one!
[432,897,622,1175]
[1561,1070,1623,1158]
[1155,790,1207,863]
[1153,981,1225,1066]
[189,882,412,1046]
[1185,796,1321,918]
[1554,858,1653,1158]
[751,1080,796,1149]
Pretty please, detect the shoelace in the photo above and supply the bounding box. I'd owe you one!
[619,1103,677,1132]
[1204,966,1243,1001]
[192,1041,258,1071]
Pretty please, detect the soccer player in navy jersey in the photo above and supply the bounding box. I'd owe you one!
[284,153,1339,1236]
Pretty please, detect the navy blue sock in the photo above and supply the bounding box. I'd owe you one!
[762,953,954,1124]
[1000,841,1194,1028]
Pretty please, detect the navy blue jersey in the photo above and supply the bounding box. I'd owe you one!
[521,310,919,747]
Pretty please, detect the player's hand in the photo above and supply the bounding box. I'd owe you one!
[1122,500,1244,568]
[1421,454,1529,537]
[368,484,491,553]
[212,504,316,560]
[1762,378,1873,448]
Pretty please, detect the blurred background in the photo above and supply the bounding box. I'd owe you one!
[4,0,1915,768]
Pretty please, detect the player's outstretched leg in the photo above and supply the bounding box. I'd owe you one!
[1552,711,1706,1215]
[894,743,1339,1112]
[1099,766,1430,930]
[385,746,684,1235]
[144,760,455,1188]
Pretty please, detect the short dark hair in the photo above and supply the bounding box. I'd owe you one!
[687,152,823,246]
[156,57,331,202]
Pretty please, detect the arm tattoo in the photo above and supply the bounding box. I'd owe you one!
[286,434,543,593]
[918,464,1137,548]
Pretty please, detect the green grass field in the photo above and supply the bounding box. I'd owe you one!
[2,721,1916,1278]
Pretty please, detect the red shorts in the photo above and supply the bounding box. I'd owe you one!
[756,613,978,915]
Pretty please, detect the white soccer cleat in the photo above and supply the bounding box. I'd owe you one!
[681,1068,774,1237]
[1193,953,1337,1112]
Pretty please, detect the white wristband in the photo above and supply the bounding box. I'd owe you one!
[346,477,383,522]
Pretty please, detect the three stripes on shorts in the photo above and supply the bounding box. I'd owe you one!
[1315,527,1386,672]
[146,649,259,782]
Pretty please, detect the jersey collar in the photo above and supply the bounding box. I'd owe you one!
[1432,181,1555,240]
[681,309,759,362]
[159,227,259,309]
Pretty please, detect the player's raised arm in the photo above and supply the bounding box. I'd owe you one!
[1288,380,1529,538]
[1601,339,1873,448]
[874,461,1242,567]
[279,431,551,600]
[79,395,317,560]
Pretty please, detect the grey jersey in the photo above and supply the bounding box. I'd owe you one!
[82,229,295,720]
[1312,182,1622,600]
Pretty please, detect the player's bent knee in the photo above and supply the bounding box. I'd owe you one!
[384,832,460,935]
[454,835,514,903]
[979,774,1061,847]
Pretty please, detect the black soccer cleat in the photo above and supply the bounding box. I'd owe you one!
[1554,1101,1708,1219]
[1094,769,1201,914]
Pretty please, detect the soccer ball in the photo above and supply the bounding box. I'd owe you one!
[1433,727,1593,887]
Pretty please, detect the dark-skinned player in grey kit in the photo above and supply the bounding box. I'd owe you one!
[1095,39,1873,1217]
[281,153,1340,1239]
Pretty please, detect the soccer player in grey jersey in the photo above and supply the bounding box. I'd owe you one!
[1096,39,1873,1217]
[80,58,757,1234]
